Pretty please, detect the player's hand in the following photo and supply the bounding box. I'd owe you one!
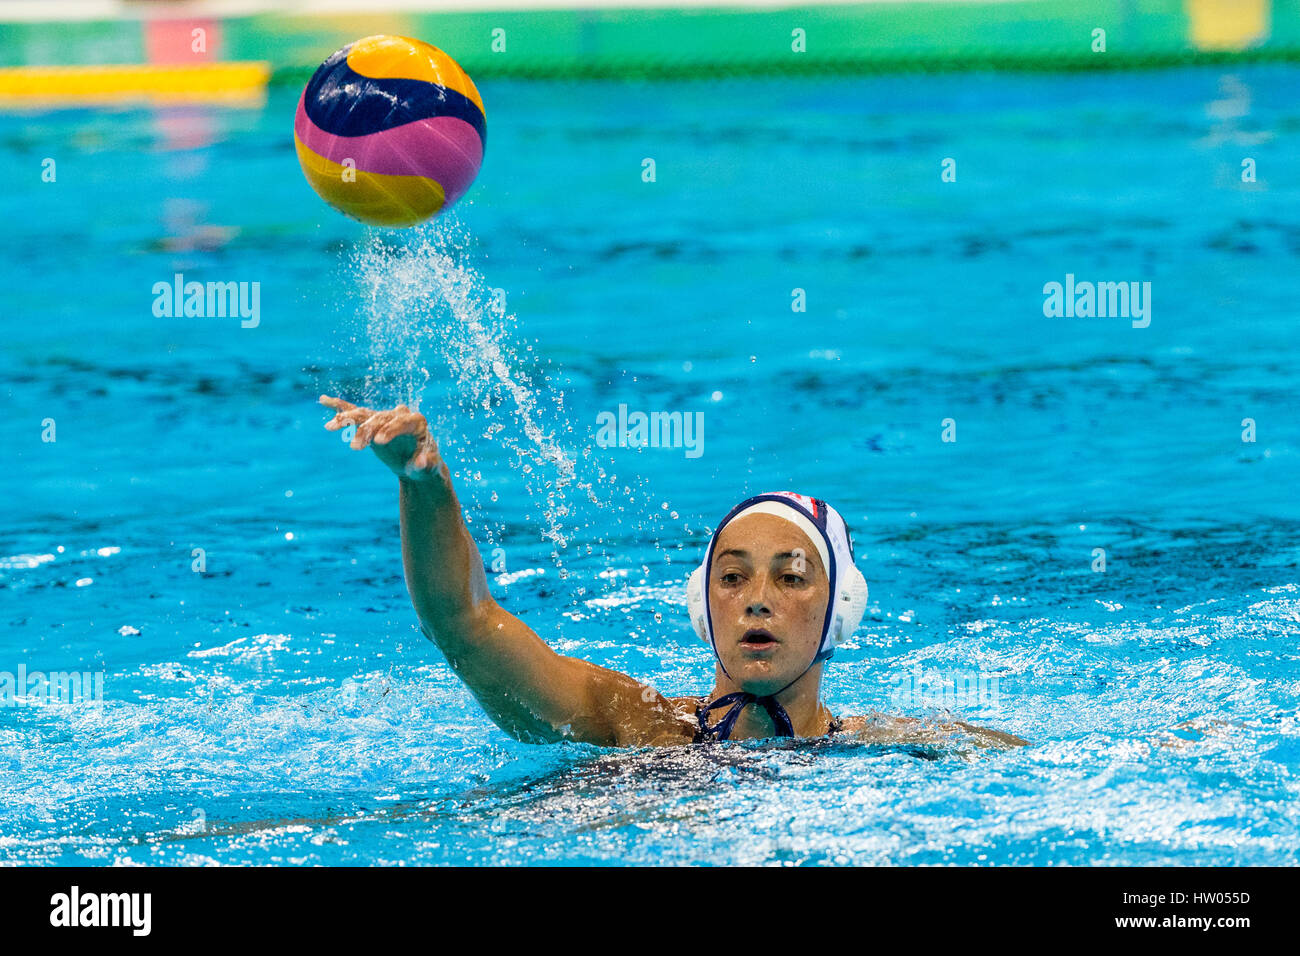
[320,395,442,478]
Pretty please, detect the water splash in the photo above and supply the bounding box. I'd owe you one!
[348,216,593,556]
[344,216,691,591]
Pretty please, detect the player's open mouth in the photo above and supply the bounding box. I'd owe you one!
[739,628,779,651]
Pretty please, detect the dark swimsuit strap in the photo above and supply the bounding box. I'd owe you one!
[694,694,842,742]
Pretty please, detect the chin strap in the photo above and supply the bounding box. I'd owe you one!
[697,692,795,741]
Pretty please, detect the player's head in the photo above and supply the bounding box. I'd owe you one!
[687,492,868,696]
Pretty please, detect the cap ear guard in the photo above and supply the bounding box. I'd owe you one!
[829,564,869,647]
[686,564,709,641]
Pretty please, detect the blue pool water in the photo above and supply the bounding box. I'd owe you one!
[2,67,1298,865]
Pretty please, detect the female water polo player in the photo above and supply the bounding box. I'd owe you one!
[321,395,1027,749]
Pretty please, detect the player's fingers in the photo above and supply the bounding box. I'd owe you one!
[351,410,392,449]
[320,395,358,411]
[373,411,426,445]
[325,408,371,431]
[322,396,374,431]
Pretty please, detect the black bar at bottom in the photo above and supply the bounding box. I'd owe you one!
[0,865,1285,942]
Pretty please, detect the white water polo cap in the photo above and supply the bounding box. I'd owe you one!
[687,491,869,675]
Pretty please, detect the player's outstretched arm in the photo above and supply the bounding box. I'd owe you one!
[320,396,691,747]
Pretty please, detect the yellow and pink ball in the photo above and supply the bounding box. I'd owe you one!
[294,35,486,227]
